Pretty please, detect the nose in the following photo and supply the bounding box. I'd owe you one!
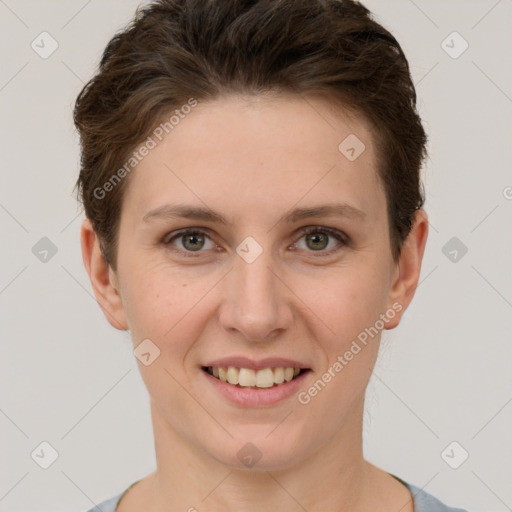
[218,243,293,342]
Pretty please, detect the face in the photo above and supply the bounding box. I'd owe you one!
[84,93,427,471]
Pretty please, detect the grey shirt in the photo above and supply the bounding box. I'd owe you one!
[84,476,469,511]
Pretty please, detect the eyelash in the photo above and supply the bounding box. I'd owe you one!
[162,226,349,258]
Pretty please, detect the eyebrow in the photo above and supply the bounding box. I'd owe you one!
[142,202,366,226]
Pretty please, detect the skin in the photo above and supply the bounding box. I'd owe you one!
[81,92,428,512]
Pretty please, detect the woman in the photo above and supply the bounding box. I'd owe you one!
[75,0,468,510]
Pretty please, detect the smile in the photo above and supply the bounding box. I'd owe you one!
[203,366,308,389]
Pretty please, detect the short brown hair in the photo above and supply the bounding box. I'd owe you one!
[74,0,427,269]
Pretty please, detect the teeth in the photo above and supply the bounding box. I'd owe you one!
[207,366,304,388]
[239,368,256,387]
[274,367,285,384]
[227,366,239,385]
[255,368,274,388]
[218,367,227,382]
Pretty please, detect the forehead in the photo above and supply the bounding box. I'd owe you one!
[121,93,384,224]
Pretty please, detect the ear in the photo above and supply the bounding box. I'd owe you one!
[80,218,128,330]
[385,209,429,330]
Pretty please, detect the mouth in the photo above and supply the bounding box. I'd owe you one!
[202,365,311,389]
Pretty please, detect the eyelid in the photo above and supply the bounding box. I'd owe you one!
[162,227,215,245]
[296,225,348,242]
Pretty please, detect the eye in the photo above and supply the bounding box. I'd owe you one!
[162,226,348,257]
[163,229,216,256]
[292,226,348,254]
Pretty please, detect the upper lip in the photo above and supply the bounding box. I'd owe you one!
[202,356,310,371]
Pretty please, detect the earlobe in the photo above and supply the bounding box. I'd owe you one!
[80,218,129,331]
[385,209,429,330]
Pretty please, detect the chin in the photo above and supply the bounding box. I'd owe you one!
[205,429,308,472]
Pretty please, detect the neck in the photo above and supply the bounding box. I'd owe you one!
[146,398,377,512]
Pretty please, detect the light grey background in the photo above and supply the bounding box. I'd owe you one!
[1,1,511,511]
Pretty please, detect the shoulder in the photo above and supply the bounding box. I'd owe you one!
[84,493,123,512]
[84,478,143,512]
[404,481,469,512]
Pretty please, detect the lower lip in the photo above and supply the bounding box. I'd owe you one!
[201,369,311,407]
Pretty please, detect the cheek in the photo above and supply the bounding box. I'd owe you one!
[122,272,205,391]
[300,272,386,417]
[303,265,388,347]
[121,266,199,343]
